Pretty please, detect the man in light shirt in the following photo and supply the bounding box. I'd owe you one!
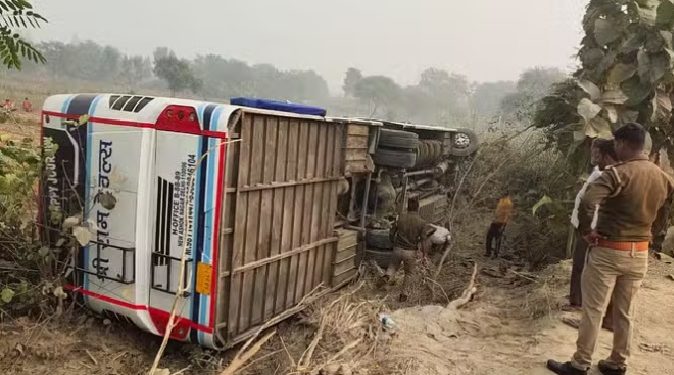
[548,123,674,375]
[567,139,618,311]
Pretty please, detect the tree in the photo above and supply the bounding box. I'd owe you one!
[473,81,517,116]
[534,0,674,161]
[0,0,46,69]
[353,76,401,117]
[343,67,362,97]
[500,67,567,122]
[153,47,202,96]
[516,67,567,99]
[118,55,153,90]
[415,68,472,124]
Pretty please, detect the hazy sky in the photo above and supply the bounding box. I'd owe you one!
[31,0,587,90]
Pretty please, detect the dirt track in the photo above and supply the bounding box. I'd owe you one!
[386,254,674,375]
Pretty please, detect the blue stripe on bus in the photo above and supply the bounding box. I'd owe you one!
[191,123,212,343]
[83,95,103,298]
[199,107,222,344]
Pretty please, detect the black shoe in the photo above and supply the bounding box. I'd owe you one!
[546,360,587,375]
[598,360,626,375]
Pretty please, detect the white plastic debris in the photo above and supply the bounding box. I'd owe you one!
[380,314,396,330]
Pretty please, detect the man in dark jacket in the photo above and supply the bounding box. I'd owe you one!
[547,123,674,375]
[383,200,436,302]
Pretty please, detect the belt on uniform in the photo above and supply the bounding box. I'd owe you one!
[596,239,649,252]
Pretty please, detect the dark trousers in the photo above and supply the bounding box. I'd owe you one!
[570,228,615,327]
[485,222,506,257]
[570,228,588,306]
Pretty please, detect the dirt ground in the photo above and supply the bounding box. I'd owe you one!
[384,252,674,375]
[2,244,673,374]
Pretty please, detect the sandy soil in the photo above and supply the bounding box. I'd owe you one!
[385,255,674,375]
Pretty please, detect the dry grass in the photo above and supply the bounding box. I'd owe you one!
[228,282,389,375]
[515,260,571,319]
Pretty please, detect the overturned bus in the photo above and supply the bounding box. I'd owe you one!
[40,94,477,349]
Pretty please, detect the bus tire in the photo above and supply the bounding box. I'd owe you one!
[373,148,417,169]
[450,128,479,157]
[366,229,393,249]
[364,249,393,269]
[378,129,419,149]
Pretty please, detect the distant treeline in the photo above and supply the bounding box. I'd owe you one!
[6,40,568,127]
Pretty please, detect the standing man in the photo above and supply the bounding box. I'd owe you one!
[2,98,14,110]
[547,123,674,375]
[21,97,32,112]
[383,199,436,302]
[485,192,513,259]
[567,139,617,315]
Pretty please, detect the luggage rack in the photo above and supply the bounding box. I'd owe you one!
[151,252,193,295]
[71,240,136,285]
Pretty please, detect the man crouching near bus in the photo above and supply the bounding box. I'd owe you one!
[546,123,674,375]
[381,200,437,302]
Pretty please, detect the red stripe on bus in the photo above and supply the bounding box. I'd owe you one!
[42,110,227,139]
[64,284,214,334]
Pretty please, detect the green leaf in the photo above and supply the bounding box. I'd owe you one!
[605,105,619,124]
[62,216,80,229]
[573,130,587,143]
[98,191,117,210]
[577,79,601,100]
[587,117,614,139]
[607,64,637,85]
[532,195,553,216]
[581,48,604,69]
[656,0,674,28]
[660,31,673,48]
[620,110,640,124]
[1,287,14,304]
[601,90,630,105]
[594,18,621,46]
[644,51,671,83]
[73,226,92,246]
[622,76,653,105]
[577,98,602,122]
[645,31,666,53]
[636,1,658,25]
[653,89,672,122]
[637,48,651,81]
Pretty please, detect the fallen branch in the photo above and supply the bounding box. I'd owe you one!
[447,262,478,310]
[508,269,537,282]
[85,349,98,366]
[434,241,454,279]
[236,349,284,374]
[298,315,327,369]
[326,337,362,364]
[219,330,277,375]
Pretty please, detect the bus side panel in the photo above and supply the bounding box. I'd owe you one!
[83,122,148,325]
[148,130,203,341]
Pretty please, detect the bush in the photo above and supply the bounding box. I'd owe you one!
[455,129,578,269]
[0,134,44,314]
[0,134,73,317]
